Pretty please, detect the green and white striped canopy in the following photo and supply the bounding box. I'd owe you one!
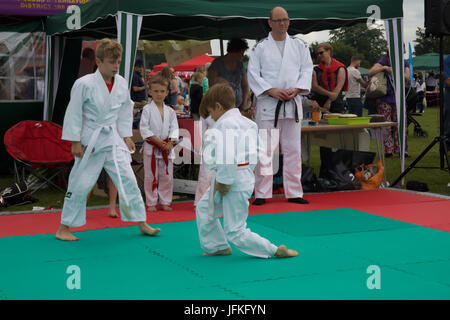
[4,0,407,172]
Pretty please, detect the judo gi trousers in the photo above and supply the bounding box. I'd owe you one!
[196,188,278,258]
[61,148,146,227]
[194,162,214,206]
[255,118,304,199]
[143,154,173,206]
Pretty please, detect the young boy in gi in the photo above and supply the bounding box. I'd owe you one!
[195,83,298,258]
[56,39,160,241]
[140,75,179,212]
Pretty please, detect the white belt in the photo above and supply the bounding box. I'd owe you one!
[207,163,249,221]
[69,122,133,211]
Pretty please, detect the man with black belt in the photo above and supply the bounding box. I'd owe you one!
[247,6,313,205]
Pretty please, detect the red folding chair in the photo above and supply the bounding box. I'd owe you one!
[4,120,74,194]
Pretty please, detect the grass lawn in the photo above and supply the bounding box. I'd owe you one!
[1,105,448,213]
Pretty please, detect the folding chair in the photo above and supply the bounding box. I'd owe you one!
[4,120,74,194]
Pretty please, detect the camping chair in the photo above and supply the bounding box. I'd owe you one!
[4,120,74,194]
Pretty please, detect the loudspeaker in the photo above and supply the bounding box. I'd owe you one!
[425,0,450,35]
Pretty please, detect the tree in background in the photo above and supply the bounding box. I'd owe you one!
[413,27,450,56]
[328,23,387,68]
[310,41,366,67]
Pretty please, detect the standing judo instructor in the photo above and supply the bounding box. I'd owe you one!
[247,6,313,206]
[56,38,160,241]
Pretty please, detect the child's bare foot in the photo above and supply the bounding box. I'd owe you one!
[108,208,119,218]
[139,222,161,236]
[147,206,157,212]
[202,248,232,256]
[55,225,79,241]
[275,245,298,258]
[161,205,172,211]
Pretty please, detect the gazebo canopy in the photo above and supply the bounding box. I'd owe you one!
[412,53,450,71]
[30,0,404,40]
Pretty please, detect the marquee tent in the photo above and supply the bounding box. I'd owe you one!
[412,52,450,71]
[1,0,408,170]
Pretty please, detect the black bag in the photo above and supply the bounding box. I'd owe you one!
[301,165,319,192]
[406,181,429,192]
[320,147,376,176]
[0,181,37,207]
[326,161,361,191]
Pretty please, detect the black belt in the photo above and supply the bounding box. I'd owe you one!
[274,99,299,128]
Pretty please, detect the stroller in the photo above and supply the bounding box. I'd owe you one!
[406,86,428,138]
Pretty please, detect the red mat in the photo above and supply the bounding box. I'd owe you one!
[0,189,448,237]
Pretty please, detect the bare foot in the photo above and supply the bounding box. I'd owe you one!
[203,248,232,256]
[275,245,298,258]
[108,208,119,218]
[161,205,172,211]
[55,225,79,241]
[147,206,157,212]
[139,222,161,236]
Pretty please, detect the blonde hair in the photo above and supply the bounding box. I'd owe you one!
[95,38,122,61]
[195,65,206,74]
[199,83,235,118]
[317,42,333,56]
[192,71,204,82]
[149,75,169,88]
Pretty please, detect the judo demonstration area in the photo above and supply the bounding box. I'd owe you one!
[0,188,449,300]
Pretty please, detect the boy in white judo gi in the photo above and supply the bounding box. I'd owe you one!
[140,75,179,212]
[195,83,298,258]
[56,39,160,241]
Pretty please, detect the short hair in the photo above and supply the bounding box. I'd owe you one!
[195,65,206,73]
[351,56,361,62]
[270,6,288,20]
[192,71,204,82]
[95,38,122,61]
[227,38,249,53]
[199,83,235,118]
[134,59,143,67]
[317,42,333,56]
[149,75,169,89]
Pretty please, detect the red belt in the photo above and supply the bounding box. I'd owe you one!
[237,162,249,167]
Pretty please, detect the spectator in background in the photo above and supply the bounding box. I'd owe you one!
[369,49,410,158]
[208,38,250,112]
[192,65,209,93]
[311,42,348,113]
[189,71,205,120]
[78,47,96,78]
[443,54,450,149]
[426,71,437,92]
[159,67,179,106]
[414,71,426,113]
[346,56,367,117]
[130,60,148,116]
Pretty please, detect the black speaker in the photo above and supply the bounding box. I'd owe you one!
[425,0,450,35]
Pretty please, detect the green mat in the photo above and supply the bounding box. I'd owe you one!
[1,208,450,300]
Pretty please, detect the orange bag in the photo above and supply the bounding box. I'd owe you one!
[355,160,384,190]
